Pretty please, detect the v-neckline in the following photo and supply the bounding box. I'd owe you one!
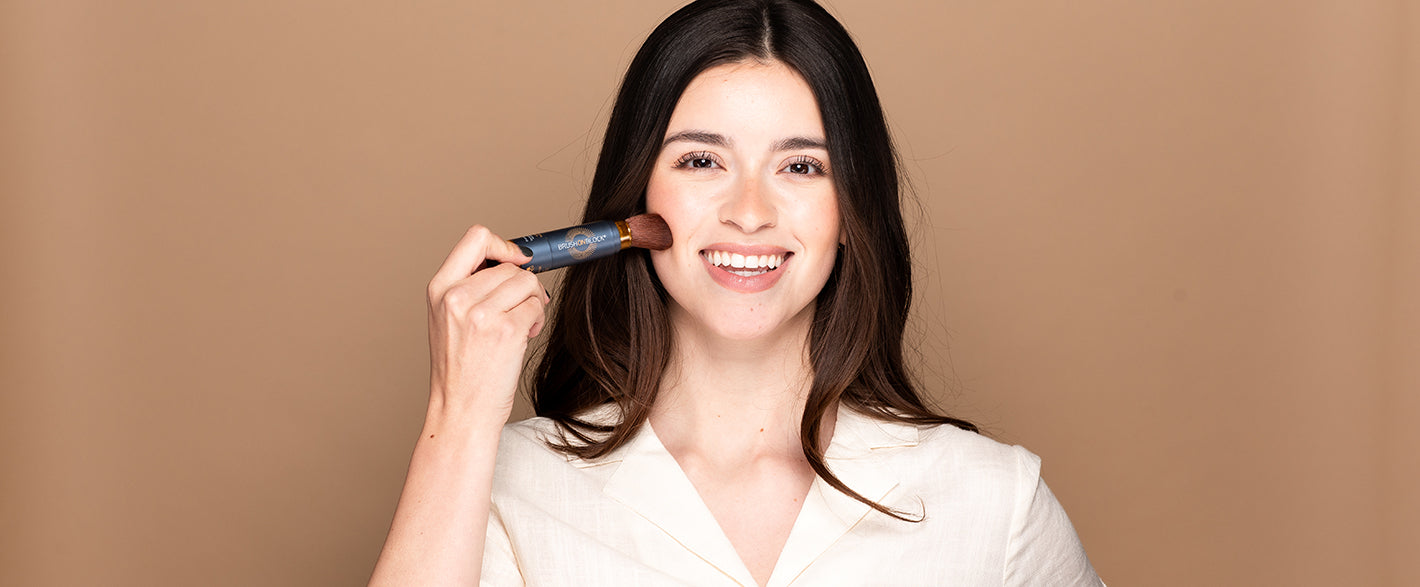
[599,405,908,586]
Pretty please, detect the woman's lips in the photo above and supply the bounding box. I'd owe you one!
[699,248,792,293]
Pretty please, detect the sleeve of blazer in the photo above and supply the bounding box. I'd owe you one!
[1003,447,1104,587]
[479,502,525,587]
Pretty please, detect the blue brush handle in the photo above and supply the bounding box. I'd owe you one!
[513,220,628,273]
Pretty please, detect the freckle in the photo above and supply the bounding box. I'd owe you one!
[760,428,764,432]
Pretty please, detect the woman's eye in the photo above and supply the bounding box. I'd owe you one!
[674,151,721,170]
[782,156,828,176]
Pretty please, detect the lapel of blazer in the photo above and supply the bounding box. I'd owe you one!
[766,405,917,587]
[600,422,759,586]
[593,405,918,587]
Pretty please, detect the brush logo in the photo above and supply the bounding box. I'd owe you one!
[558,227,606,260]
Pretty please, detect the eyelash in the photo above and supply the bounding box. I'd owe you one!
[670,152,831,176]
[784,155,829,176]
[672,151,721,170]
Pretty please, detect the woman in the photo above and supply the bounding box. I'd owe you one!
[372,1,1103,585]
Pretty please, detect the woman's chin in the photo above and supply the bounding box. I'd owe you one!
[670,305,816,346]
[706,322,779,342]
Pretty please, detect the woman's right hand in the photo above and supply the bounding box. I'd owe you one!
[371,225,545,586]
[425,225,549,426]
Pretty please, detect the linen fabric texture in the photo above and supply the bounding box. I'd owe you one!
[480,404,1103,586]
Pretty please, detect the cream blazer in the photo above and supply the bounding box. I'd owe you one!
[481,404,1103,586]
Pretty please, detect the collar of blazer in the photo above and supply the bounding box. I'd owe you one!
[572,404,920,587]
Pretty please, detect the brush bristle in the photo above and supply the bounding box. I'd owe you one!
[625,213,672,250]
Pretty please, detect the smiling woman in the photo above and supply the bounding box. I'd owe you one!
[649,61,840,338]
[370,1,1104,585]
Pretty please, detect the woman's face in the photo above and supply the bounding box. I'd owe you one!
[647,60,841,343]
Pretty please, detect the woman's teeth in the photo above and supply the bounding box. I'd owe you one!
[703,250,785,275]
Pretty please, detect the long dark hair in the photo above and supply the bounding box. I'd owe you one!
[531,0,976,520]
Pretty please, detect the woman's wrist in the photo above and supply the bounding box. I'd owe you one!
[424,386,512,441]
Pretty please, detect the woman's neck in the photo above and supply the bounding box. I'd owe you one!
[649,309,829,466]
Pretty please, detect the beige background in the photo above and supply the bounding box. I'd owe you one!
[2,0,1415,585]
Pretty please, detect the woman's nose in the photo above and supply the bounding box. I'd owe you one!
[719,173,776,233]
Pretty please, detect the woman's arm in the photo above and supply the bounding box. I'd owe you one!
[370,226,548,586]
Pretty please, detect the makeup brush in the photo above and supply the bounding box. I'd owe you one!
[512,213,672,273]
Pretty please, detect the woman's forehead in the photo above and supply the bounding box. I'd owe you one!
[665,61,826,146]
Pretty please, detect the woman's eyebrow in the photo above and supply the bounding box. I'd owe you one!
[773,136,827,152]
[662,130,730,148]
[661,131,827,153]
